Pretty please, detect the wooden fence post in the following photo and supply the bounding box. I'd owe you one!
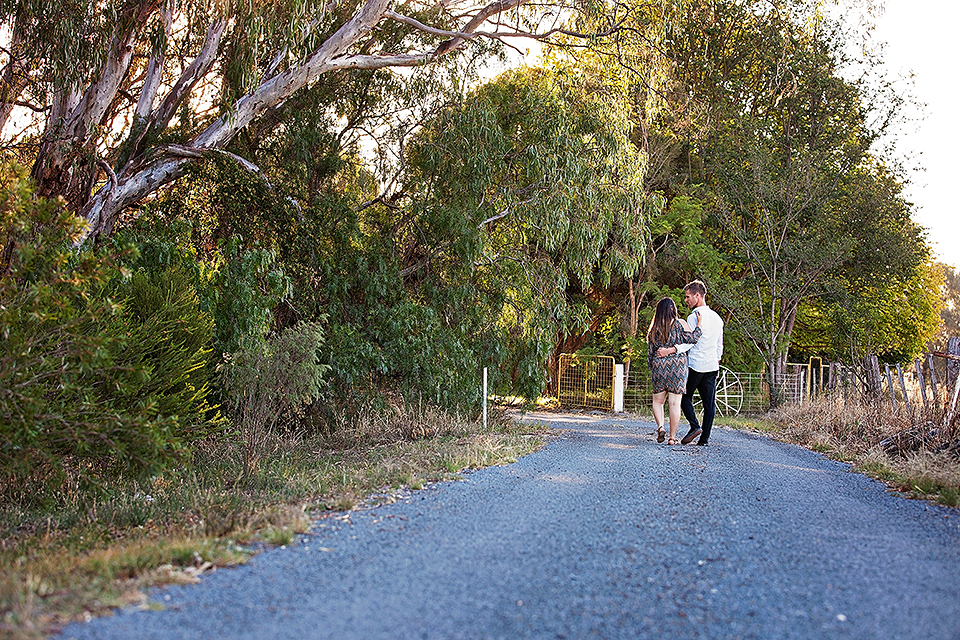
[946,368,960,429]
[896,363,911,414]
[915,359,929,410]
[885,363,897,409]
[949,337,960,391]
[928,353,940,402]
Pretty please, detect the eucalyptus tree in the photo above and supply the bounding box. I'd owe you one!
[399,62,652,397]
[800,161,942,363]
[0,0,632,244]
[619,0,924,400]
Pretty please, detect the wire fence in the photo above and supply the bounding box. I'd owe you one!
[555,338,960,417]
[622,369,801,416]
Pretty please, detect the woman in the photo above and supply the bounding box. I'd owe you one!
[647,297,701,445]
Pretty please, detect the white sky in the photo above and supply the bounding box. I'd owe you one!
[870,0,960,270]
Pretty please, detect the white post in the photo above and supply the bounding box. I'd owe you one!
[483,367,488,429]
[614,364,624,413]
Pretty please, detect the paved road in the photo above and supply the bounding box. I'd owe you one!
[56,415,960,640]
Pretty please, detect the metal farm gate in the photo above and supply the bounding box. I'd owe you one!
[557,354,616,411]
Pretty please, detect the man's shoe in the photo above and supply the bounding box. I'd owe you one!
[681,428,702,445]
[696,441,709,446]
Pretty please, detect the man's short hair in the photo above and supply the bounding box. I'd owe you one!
[683,280,707,297]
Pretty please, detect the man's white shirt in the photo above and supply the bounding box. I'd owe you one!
[675,304,724,372]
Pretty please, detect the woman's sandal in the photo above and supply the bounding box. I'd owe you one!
[667,438,678,445]
[656,427,666,443]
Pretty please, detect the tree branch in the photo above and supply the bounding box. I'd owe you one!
[150,15,228,134]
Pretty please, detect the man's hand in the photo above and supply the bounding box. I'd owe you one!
[656,346,674,357]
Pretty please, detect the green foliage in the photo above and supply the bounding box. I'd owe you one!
[283,196,493,411]
[111,266,224,441]
[809,260,945,363]
[218,321,330,479]
[0,164,191,499]
[116,180,291,359]
[408,63,649,289]
[618,0,933,375]
[400,63,653,398]
[204,237,290,356]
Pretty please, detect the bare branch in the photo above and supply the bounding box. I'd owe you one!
[151,15,228,133]
[76,0,634,242]
[67,0,164,141]
[134,0,174,123]
[9,100,46,113]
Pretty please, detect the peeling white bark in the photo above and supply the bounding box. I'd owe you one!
[0,27,28,133]
[151,16,228,133]
[68,0,591,243]
[69,0,163,140]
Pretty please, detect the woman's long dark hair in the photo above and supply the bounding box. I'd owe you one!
[647,297,679,345]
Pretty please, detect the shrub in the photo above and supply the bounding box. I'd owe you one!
[0,164,185,499]
[112,214,290,362]
[111,265,225,442]
[218,321,330,481]
[203,237,290,356]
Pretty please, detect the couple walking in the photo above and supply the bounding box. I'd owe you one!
[646,280,724,446]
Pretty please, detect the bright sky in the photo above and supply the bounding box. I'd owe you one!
[870,0,960,270]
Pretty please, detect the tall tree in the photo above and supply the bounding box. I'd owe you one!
[401,62,652,396]
[1,0,629,243]
[622,0,925,400]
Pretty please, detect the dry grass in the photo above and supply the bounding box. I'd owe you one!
[0,403,548,639]
[755,392,960,508]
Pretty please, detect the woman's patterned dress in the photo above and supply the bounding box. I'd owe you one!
[647,320,702,394]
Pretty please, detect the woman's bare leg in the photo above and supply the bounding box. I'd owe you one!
[652,391,667,433]
[668,392,683,440]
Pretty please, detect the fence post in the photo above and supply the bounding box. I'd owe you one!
[915,359,929,410]
[614,364,624,413]
[949,337,960,391]
[483,367,488,430]
[896,363,911,414]
[928,353,940,401]
[946,369,960,429]
[884,363,897,409]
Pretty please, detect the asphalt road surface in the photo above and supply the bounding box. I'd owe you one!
[56,414,960,640]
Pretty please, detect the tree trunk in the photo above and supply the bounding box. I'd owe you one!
[31,0,163,211]
[0,27,29,134]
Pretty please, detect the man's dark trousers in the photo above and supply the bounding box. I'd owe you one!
[681,369,718,445]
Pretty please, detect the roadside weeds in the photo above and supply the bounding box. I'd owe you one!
[0,408,548,640]
[719,395,960,509]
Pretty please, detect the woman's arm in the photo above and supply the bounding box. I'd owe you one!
[672,320,701,345]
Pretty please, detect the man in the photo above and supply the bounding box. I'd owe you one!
[656,280,724,446]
